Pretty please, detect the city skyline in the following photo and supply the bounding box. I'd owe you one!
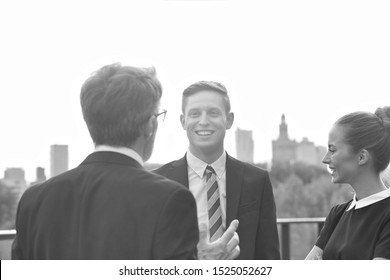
[1,1,389,182]
[1,119,338,182]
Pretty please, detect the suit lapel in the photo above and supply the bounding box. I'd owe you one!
[226,154,244,225]
[167,155,189,188]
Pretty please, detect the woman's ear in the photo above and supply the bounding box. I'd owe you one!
[358,149,370,165]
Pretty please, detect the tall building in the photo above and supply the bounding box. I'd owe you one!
[1,167,27,199]
[235,128,254,163]
[272,114,326,168]
[30,167,47,186]
[36,167,47,182]
[3,168,25,184]
[50,144,68,177]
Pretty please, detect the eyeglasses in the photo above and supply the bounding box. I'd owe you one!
[154,109,167,122]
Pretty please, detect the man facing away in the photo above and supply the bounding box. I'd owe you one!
[154,81,280,259]
[12,63,199,259]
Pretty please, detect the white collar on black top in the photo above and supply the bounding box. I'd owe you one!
[94,145,144,166]
[346,187,390,211]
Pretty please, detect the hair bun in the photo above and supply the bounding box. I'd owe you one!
[375,106,390,133]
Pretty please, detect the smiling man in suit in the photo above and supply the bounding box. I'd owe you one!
[154,81,280,260]
[12,63,199,259]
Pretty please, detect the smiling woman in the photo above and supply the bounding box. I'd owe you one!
[306,106,390,260]
[322,125,363,185]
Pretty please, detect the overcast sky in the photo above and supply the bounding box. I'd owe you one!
[1,0,389,182]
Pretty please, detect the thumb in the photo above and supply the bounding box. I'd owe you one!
[219,219,239,245]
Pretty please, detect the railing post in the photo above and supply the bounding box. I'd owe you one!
[317,222,324,236]
[281,223,290,260]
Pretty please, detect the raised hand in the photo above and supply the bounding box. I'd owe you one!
[197,219,240,260]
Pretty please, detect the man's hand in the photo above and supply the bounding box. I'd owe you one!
[197,219,240,260]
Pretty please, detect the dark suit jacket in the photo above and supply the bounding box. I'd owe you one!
[154,153,280,260]
[12,151,199,259]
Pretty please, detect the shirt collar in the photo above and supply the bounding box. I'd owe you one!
[186,149,226,179]
[346,187,390,211]
[94,145,144,166]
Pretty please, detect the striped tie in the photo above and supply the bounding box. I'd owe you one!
[205,165,224,242]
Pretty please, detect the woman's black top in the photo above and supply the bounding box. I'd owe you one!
[316,190,390,260]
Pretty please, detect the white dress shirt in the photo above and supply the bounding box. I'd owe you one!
[186,150,227,238]
[94,145,144,166]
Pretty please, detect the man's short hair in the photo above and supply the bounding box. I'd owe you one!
[181,81,231,113]
[80,63,162,147]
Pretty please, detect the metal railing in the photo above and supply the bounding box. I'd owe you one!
[277,217,325,260]
[0,230,16,241]
[0,218,326,260]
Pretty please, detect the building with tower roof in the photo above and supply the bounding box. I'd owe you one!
[272,114,326,168]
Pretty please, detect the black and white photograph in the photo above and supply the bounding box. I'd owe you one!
[1,0,389,278]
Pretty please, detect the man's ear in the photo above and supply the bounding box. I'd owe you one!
[226,112,234,129]
[144,115,157,138]
[358,149,370,166]
[180,114,186,130]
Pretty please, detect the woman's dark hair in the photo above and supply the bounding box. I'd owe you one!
[335,106,390,172]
